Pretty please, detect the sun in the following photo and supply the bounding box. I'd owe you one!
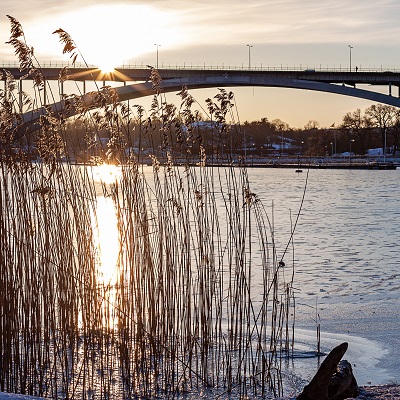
[98,62,116,75]
[47,4,184,69]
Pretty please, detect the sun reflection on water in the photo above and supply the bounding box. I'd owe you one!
[91,164,122,287]
[93,163,121,185]
[93,196,119,286]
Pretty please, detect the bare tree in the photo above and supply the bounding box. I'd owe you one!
[340,108,372,154]
[271,118,290,132]
[304,120,320,131]
[390,109,400,155]
[365,104,396,156]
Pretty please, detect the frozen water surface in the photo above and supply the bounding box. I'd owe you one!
[247,168,400,385]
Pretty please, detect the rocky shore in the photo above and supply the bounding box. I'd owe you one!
[348,384,400,399]
[1,385,399,399]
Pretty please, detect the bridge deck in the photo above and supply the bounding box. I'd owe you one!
[1,66,400,86]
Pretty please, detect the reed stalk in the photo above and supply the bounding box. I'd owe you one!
[0,16,301,399]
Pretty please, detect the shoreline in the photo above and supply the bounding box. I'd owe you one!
[2,385,399,399]
[349,384,400,399]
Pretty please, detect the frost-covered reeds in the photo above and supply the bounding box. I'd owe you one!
[0,16,297,398]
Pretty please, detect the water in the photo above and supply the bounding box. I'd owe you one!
[94,166,400,390]
[3,163,398,398]
[245,167,400,386]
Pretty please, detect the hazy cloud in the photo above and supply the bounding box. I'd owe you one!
[1,0,400,64]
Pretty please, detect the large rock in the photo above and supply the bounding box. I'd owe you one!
[297,342,358,400]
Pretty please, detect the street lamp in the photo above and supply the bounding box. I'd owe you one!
[384,127,387,163]
[349,139,355,164]
[348,45,353,72]
[154,44,161,69]
[247,44,253,69]
[330,142,334,157]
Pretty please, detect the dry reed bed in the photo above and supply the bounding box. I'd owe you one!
[0,16,298,399]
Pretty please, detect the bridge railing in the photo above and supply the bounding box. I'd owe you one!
[1,61,400,73]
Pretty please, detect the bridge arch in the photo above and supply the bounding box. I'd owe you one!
[118,75,400,106]
[14,73,400,137]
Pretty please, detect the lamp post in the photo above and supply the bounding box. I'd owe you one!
[349,139,355,165]
[330,142,334,157]
[154,44,161,69]
[247,44,253,69]
[348,45,353,72]
[384,127,387,163]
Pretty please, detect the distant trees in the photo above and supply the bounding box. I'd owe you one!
[339,104,400,156]
[340,108,372,155]
[22,102,400,160]
[230,104,400,157]
[390,112,400,155]
[242,118,275,148]
[240,104,400,157]
[271,118,290,132]
[365,104,400,155]
[304,120,320,131]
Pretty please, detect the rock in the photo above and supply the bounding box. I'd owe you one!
[296,342,358,400]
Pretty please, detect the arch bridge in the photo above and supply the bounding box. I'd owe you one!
[4,66,400,135]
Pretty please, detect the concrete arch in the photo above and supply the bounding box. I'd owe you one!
[117,76,400,106]
[14,75,400,137]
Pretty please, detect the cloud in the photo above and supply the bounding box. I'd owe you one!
[178,0,400,45]
[1,0,400,66]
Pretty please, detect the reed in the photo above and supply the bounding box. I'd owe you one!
[0,17,299,399]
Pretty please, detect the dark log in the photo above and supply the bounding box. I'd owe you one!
[297,342,358,400]
[329,360,358,400]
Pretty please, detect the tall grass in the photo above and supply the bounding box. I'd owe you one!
[0,17,298,398]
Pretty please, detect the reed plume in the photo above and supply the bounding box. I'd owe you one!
[0,16,298,399]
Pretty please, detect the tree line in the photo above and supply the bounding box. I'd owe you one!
[14,102,400,163]
[242,103,400,157]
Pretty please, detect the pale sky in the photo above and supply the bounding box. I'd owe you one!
[1,0,400,128]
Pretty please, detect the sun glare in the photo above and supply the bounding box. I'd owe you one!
[44,4,184,67]
[99,63,116,75]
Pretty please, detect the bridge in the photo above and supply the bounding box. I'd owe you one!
[3,66,400,135]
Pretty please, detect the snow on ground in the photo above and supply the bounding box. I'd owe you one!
[3,385,400,399]
[0,394,47,399]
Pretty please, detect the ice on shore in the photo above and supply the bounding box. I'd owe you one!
[292,329,394,386]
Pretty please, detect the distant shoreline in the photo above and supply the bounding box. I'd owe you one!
[244,162,397,170]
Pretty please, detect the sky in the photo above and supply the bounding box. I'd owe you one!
[1,0,400,128]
